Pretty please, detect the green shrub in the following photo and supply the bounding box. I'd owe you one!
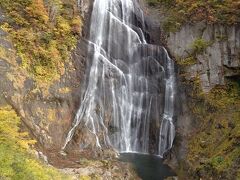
[191,38,211,54]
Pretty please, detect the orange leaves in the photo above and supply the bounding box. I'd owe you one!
[0,0,82,82]
[25,0,49,25]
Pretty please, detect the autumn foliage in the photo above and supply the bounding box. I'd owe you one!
[0,106,70,179]
[147,0,240,32]
[0,0,82,82]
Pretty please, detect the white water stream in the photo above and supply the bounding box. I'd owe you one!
[63,0,176,157]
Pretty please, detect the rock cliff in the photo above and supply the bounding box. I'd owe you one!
[0,5,88,152]
[0,0,239,179]
[167,23,240,92]
[165,18,240,180]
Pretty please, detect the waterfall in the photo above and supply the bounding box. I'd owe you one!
[62,0,176,157]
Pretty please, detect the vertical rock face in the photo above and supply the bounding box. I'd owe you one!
[167,23,240,92]
[0,7,89,151]
[164,21,240,178]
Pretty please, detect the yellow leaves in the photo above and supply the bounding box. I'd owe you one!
[26,0,49,25]
[34,65,48,76]
[206,83,239,110]
[0,22,11,33]
[58,87,71,94]
[0,106,35,150]
[0,0,82,85]
[47,109,57,122]
[175,0,183,3]
[80,175,92,180]
[57,16,71,35]
[71,16,83,35]
[158,0,240,32]
[0,46,7,60]
[0,105,71,179]
[9,11,29,26]
[178,56,196,66]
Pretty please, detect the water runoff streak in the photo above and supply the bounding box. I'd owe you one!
[62,0,176,157]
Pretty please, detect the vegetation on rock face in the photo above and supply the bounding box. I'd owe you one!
[177,38,211,66]
[176,35,240,178]
[0,2,82,178]
[190,38,211,55]
[146,0,240,32]
[0,105,70,179]
[150,0,240,178]
[185,77,240,179]
[0,0,82,82]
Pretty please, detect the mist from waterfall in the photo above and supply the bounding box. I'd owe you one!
[62,0,176,157]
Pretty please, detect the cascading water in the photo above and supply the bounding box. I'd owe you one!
[62,0,176,157]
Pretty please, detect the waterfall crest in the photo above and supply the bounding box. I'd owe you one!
[63,0,176,157]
